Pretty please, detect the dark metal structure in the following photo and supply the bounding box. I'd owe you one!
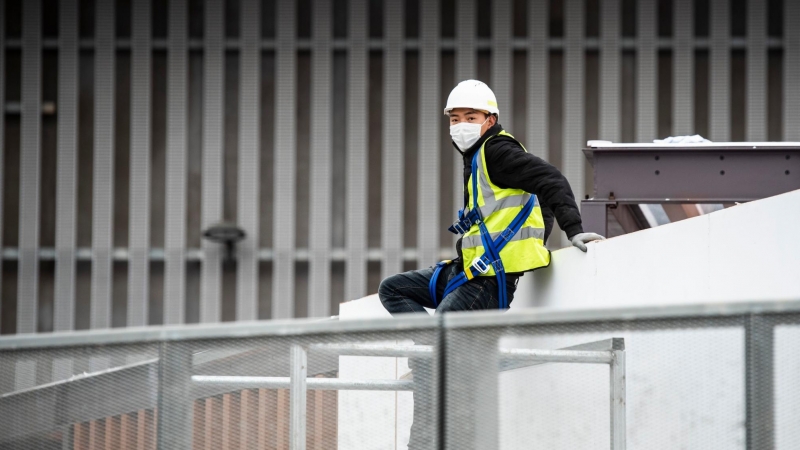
[581,142,800,236]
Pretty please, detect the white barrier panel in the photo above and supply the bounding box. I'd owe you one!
[522,189,800,310]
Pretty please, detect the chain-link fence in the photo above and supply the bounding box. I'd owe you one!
[1,300,799,449]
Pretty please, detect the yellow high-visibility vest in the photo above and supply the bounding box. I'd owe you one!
[461,130,551,276]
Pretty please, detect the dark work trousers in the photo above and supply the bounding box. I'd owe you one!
[378,263,518,450]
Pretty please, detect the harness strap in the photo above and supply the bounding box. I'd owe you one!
[431,190,535,308]
[429,140,536,310]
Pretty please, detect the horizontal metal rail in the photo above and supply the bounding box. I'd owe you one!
[500,348,613,364]
[308,342,434,358]
[192,375,414,391]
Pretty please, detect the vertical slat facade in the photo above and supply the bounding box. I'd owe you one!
[200,0,224,323]
[786,1,800,141]
[0,0,5,333]
[417,0,440,269]
[381,0,404,280]
[273,0,297,318]
[710,0,730,141]
[91,0,115,329]
[345,0,368,301]
[527,0,548,161]
[309,0,333,316]
[0,0,793,336]
[491,0,512,125]
[673,0,694,135]
[18,0,42,333]
[237,0,261,321]
[128,0,152,327]
[54,0,78,333]
[563,0,585,204]
[454,0,476,244]
[165,0,188,324]
[636,0,657,142]
[600,0,620,142]
[747,0,766,141]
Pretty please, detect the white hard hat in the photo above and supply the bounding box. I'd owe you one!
[443,79,500,118]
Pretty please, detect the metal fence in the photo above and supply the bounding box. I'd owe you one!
[0,0,795,334]
[1,298,799,449]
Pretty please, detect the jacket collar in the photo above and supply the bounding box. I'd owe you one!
[453,123,504,159]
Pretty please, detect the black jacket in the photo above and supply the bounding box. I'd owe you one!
[455,123,584,262]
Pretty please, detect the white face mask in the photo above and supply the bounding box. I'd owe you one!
[450,118,489,151]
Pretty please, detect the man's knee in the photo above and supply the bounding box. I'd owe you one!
[378,274,400,302]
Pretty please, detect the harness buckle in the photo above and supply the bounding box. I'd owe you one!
[471,257,491,274]
[451,218,472,235]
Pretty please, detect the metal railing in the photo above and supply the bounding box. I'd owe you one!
[191,339,627,450]
[1,299,799,449]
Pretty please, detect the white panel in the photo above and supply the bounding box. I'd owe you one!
[491,0,512,125]
[673,0,693,135]
[54,0,78,333]
[709,0,730,141]
[18,0,41,333]
[785,1,800,140]
[636,0,657,142]
[528,189,800,309]
[563,0,584,203]
[273,0,297,318]
[417,0,440,268]
[91,0,115,329]
[164,0,188,324]
[309,0,333,317]
[747,0,766,141]
[237,0,261,321]
[128,0,152,327]
[200,0,224,323]
[454,0,476,246]
[600,0,620,142]
[345,0,368,301]
[527,0,548,161]
[381,0,404,280]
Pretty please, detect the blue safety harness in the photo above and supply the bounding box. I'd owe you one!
[428,148,536,310]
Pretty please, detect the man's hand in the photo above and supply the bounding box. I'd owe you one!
[570,232,605,252]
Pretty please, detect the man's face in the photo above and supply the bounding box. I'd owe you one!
[448,108,496,136]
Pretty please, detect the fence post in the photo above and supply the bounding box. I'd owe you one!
[156,342,193,448]
[610,347,626,450]
[745,314,774,450]
[290,344,307,450]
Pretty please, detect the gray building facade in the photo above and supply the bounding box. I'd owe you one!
[0,0,792,334]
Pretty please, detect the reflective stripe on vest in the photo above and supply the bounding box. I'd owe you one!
[461,130,551,275]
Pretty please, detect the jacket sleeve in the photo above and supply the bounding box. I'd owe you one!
[484,137,584,239]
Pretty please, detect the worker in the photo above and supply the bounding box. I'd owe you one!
[379,79,604,316]
[378,80,604,449]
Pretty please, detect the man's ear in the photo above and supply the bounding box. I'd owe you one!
[489,114,498,126]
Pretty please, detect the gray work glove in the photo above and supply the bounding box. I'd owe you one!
[570,232,605,252]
